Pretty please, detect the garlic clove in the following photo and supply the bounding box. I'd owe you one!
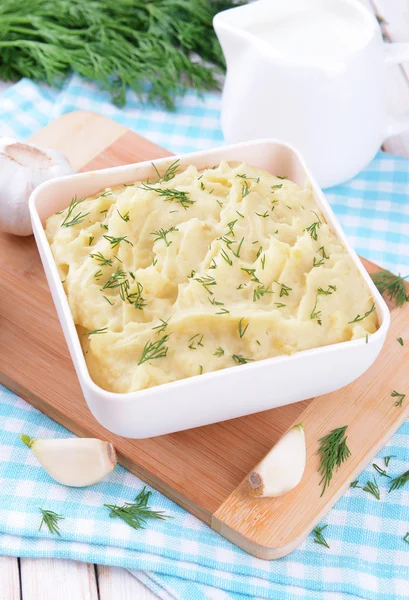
[0,138,75,236]
[20,435,116,487]
[245,423,306,498]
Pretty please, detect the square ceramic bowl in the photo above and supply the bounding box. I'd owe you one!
[30,139,390,439]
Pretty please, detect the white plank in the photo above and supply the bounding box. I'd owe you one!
[372,0,409,157]
[97,566,157,600]
[20,559,98,600]
[0,556,21,600]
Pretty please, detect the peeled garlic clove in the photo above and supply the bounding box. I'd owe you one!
[20,435,116,487]
[0,138,75,236]
[245,423,306,498]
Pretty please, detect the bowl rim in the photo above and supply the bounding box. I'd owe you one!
[29,137,391,403]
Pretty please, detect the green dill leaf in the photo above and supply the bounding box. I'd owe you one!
[195,275,216,295]
[103,295,114,305]
[404,532,409,545]
[372,463,391,478]
[215,307,230,315]
[84,327,108,336]
[140,183,194,210]
[392,390,406,407]
[138,335,169,365]
[103,235,133,248]
[389,469,409,492]
[214,347,224,357]
[88,236,94,245]
[220,248,233,266]
[152,318,169,335]
[241,181,250,198]
[275,280,292,298]
[232,354,253,365]
[316,425,351,496]
[151,227,178,247]
[60,196,89,228]
[117,209,130,222]
[238,318,249,338]
[253,285,272,302]
[371,271,409,307]
[384,455,396,467]
[348,303,376,324]
[255,210,269,218]
[90,252,113,266]
[188,333,204,350]
[362,477,380,500]
[312,525,329,548]
[305,211,322,241]
[104,486,169,530]
[350,480,361,488]
[39,508,64,536]
[397,337,404,346]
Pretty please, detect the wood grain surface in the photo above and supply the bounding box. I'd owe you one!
[0,111,408,560]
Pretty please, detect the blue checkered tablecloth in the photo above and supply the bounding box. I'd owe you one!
[0,75,409,600]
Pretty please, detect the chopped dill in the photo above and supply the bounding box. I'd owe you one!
[138,335,169,365]
[90,252,113,266]
[61,196,89,228]
[392,390,406,407]
[151,227,178,247]
[362,477,380,500]
[103,235,133,248]
[232,354,253,365]
[214,347,224,357]
[152,319,170,335]
[371,271,409,307]
[305,211,322,241]
[117,209,130,222]
[316,425,351,496]
[348,303,376,324]
[313,525,329,548]
[275,281,292,298]
[238,318,249,338]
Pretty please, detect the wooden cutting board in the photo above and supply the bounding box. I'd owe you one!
[1,110,408,559]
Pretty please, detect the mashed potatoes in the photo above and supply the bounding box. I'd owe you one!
[46,161,378,393]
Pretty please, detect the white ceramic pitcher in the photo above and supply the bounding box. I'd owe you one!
[214,0,409,187]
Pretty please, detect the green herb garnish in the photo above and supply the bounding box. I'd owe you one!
[103,235,133,248]
[151,227,178,247]
[348,303,376,324]
[152,319,169,335]
[371,271,409,307]
[316,425,351,496]
[61,196,89,228]
[392,390,406,407]
[241,181,250,198]
[88,236,94,245]
[103,296,114,305]
[255,210,269,218]
[232,354,253,365]
[404,533,409,545]
[362,477,380,500]
[312,525,329,548]
[214,347,224,357]
[39,508,64,536]
[138,335,169,365]
[397,337,404,346]
[84,327,108,336]
[275,280,292,298]
[220,248,233,266]
[305,211,322,241]
[350,480,361,488]
[372,464,391,478]
[241,268,260,283]
[140,183,194,210]
[231,237,244,259]
[126,281,147,310]
[188,333,204,350]
[195,275,216,295]
[104,486,169,530]
[238,318,249,338]
[389,470,409,492]
[253,285,272,302]
[384,456,395,467]
[117,209,130,222]
[90,252,113,266]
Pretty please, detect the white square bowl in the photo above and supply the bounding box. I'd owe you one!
[29,139,390,439]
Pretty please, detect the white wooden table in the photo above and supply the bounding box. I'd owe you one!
[1,1,409,598]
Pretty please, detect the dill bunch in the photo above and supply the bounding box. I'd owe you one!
[0,0,242,108]
[371,271,409,307]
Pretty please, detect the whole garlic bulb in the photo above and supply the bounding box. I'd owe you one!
[0,138,75,236]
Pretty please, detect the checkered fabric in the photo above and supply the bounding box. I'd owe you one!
[0,75,409,600]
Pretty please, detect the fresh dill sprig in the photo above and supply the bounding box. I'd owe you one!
[275,302,286,308]
[350,480,361,488]
[397,337,404,346]
[104,486,169,530]
[90,252,113,266]
[236,210,245,218]
[275,281,292,298]
[117,209,130,222]
[214,347,224,357]
[151,227,178,247]
[94,269,103,279]
[371,271,409,307]
[276,175,288,180]
[100,224,109,230]
[138,335,169,365]
[362,477,380,500]
[310,286,335,325]
[152,319,169,335]
[392,390,406,407]
[253,285,272,302]
[231,237,244,258]
[126,281,147,310]
[152,159,180,183]
[389,469,409,492]
[238,318,249,338]
[271,184,283,190]
[103,295,114,305]
[316,425,351,496]
[241,181,250,198]
[195,275,216,295]
[312,525,329,548]
[241,268,260,283]
[226,219,238,237]
[188,333,204,350]
[232,354,253,365]
[101,268,129,300]
[305,211,322,241]
[61,196,89,228]
[84,327,108,336]
[348,303,376,324]
[236,174,260,183]
[140,183,194,210]
[372,464,391,478]
[39,508,64,536]
[103,234,133,248]
[255,210,269,218]
[89,236,94,245]
[404,532,409,545]
[384,455,396,467]
[220,248,233,266]
[216,307,230,315]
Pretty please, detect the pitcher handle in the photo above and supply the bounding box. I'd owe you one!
[384,43,409,137]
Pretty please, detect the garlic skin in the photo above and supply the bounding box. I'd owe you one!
[0,138,75,236]
[245,423,306,498]
[21,435,116,487]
